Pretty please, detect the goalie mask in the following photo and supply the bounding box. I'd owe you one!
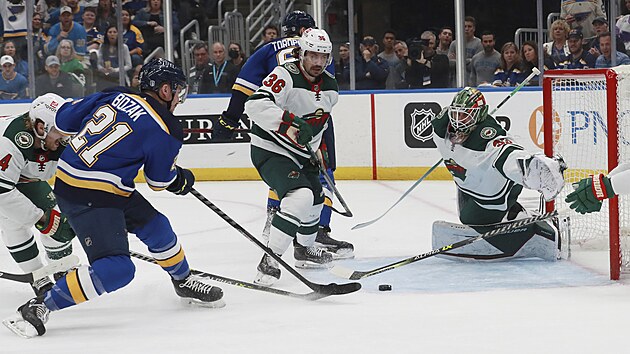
[299,28,333,77]
[447,87,488,142]
[29,93,66,140]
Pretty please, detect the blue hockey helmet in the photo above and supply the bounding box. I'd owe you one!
[139,58,188,103]
[282,11,315,37]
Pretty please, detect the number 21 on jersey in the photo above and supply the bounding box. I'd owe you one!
[70,104,132,167]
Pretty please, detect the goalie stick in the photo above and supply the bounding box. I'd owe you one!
[306,144,353,217]
[189,188,361,296]
[332,208,562,280]
[128,251,331,301]
[351,67,542,230]
[0,255,80,284]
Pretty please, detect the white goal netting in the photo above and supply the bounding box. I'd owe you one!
[545,66,630,279]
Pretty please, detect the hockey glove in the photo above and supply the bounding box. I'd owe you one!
[565,174,615,214]
[292,117,313,146]
[36,209,75,243]
[167,166,195,195]
[212,114,239,141]
[521,153,567,202]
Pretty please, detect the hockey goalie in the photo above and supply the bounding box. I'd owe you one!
[431,87,566,261]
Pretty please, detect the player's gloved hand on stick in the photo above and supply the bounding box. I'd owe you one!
[282,111,313,146]
[565,174,615,214]
[212,114,239,141]
[167,166,195,195]
[36,209,75,242]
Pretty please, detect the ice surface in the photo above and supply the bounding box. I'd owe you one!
[1,181,629,353]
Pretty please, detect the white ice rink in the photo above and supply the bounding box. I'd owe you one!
[2,180,630,353]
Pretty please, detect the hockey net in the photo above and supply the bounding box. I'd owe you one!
[543,67,630,280]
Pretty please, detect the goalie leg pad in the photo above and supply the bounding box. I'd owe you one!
[432,219,560,261]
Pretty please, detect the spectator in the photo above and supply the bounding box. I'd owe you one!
[56,39,86,86]
[355,36,389,90]
[45,6,88,58]
[47,0,84,26]
[436,26,453,55]
[0,55,27,99]
[557,29,597,69]
[32,12,48,75]
[188,42,210,94]
[199,42,238,94]
[254,25,278,52]
[595,32,630,68]
[227,42,247,72]
[133,0,181,56]
[35,55,76,97]
[96,24,132,89]
[95,0,116,32]
[36,0,61,24]
[544,19,571,68]
[336,42,351,90]
[469,31,500,86]
[586,16,625,58]
[616,0,630,53]
[0,0,28,59]
[83,7,103,52]
[521,41,554,86]
[560,0,606,39]
[2,40,28,78]
[448,16,483,87]
[378,30,400,68]
[121,9,145,68]
[405,31,449,88]
[492,42,524,87]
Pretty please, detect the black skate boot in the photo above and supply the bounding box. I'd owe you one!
[314,226,355,259]
[172,273,225,308]
[2,297,50,338]
[254,253,281,286]
[31,277,54,297]
[294,243,333,269]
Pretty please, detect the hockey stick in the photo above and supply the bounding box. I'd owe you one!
[305,145,353,217]
[351,68,542,230]
[0,255,80,284]
[128,251,331,301]
[332,208,562,280]
[189,188,361,296]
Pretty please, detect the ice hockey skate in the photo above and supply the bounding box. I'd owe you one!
[254,253,281,286]
[314,226,355,259]
[294,242,333,269]
[172,273,225,308]
[30,277,54,297]
[3,297,50,338]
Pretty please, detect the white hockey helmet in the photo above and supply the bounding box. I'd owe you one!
[299,28,333,67]
[29,93,66,140]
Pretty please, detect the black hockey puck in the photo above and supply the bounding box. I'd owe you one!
[378,284,392,291]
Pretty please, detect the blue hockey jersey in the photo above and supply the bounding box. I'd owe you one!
[233,36,335,96]
[54,87,183,207]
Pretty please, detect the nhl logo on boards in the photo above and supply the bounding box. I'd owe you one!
[404,102,440,148]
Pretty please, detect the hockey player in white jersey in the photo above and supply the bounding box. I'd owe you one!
[431,87,566,260]
[565,164,630,213]
[245,28,338,285]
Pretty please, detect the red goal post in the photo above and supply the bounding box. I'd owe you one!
[542,67,630,280]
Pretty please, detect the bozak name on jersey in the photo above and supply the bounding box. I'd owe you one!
[245,62,338,167]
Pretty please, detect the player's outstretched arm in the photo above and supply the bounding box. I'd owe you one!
[565,163,630,214]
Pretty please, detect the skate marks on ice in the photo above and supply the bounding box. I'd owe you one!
[307,257,612,293]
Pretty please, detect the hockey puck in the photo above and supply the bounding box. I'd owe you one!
[378,284,392,291]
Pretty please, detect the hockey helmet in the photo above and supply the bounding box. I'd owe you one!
[282,10,315,37]
[299,28,333,67]
[139,58,188,104]
[447,87,488,134]
[29,93,66,140]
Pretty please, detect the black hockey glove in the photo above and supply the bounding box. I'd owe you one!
[167,166,195,195]
[212,114,239,141]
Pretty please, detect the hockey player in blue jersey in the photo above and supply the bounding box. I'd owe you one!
[214,10,354,259]
[3,58,224,339]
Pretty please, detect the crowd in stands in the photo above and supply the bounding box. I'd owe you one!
[2,0,630,100]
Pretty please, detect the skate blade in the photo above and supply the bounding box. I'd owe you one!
[253,272,278,287]
[294,260,332,269]
[180,297,226,309]
[2,315,40,339]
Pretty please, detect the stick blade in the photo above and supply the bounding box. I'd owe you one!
[32,255,80,280]
[317,281,362,296]
[330,264,356,279]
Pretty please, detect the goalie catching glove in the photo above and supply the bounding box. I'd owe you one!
[565,174,615,214]
[35,208,75,243]
[520,153,567,202]
[167,166,195,195]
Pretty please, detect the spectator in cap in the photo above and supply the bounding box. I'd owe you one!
[35,55,76,98]
[595,32,630,68]
[46,0,85,27]
[586,16,626,58]
[557,29,597,69]
[45,5,88,58]
[2,40,29,78]
[354,35,390,90]
[0,55,28,100]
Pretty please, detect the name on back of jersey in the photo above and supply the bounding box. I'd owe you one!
[111,94,147,122]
